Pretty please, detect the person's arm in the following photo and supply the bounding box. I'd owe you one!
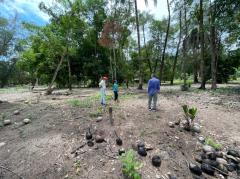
[147,80,151,93]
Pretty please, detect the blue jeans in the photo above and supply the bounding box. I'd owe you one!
[148,93,157,109]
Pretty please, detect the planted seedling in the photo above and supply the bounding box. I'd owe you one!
[85,127,92,140]
[182,105,198,131]
[114,130,123,146]
[120,149,142,179]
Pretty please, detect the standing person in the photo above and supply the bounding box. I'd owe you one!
[112,80,119,102]
[99,76,108,106]
[147,74,160,111]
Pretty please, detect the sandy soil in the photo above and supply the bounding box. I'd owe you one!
[0,84,239,179]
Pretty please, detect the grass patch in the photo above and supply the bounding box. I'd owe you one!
[89,107,104,117]
[205,137,222,150]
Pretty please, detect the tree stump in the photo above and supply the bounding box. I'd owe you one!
[109,106,113,125]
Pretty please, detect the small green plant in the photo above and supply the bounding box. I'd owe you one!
[182,105,198,131]
[205,138,222,150]
[68,99,81,107]
[120,149,142,179]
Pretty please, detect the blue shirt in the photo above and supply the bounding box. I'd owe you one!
[112,83,118,92]
[147,77,160,95]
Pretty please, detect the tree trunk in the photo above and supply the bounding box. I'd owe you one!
[143,24,152,75]
[109,49,114,81]
[193,64,199,83]
[170,10,182,85]
[159,0,170,81]
[182,1,188,86]
[199,0,206,89]
[134,0,143,89]
[67,54,72,91]
[46,49,67,95]
[210,1,217,90]
[113,48,117,80]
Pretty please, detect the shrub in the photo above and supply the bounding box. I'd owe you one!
[120,149,142,179]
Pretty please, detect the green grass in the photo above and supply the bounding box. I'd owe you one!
[205,137,222,150]
[0,86,29,94]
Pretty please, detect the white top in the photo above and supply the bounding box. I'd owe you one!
[99,80,106,89]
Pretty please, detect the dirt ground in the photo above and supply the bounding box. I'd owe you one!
[0,84,239,179]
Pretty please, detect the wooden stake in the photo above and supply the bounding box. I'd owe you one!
[109,106,113,125]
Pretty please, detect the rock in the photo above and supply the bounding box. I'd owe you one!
[202,159,218,167]
[201,163,215,176]
[96,116,103,122]
[189,163,202,176]
[203,145,215,153]
[192,124,201,133]
[168,122,175,128]
[3,120,11,126]
[226,162,237,172]
[198,137,205,143]
[138,147,147,156]
[116,138,123,146]
[201,153,208,160]
[95,135,104,143]
[226,155,239,164]
[217,164,228,176]
[207,152,217,160]
[152,155,161,167]
[87,140,94,147]
[227,149,240,158]
[137,141,145,149]
[13,110,20,115]
[86,128,92,140]
[167,172,177,179]
[0,142,6,148]
[195,156,203,163]
[216,158,228,165]
[23,118,31,124]
[215,152,224,158]
[174,119,180,125]
[118,148,125,156]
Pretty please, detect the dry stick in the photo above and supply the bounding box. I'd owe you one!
[70,142,86,154]
[109,106,113,125]
[0,165,24,179]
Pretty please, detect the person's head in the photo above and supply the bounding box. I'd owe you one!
[151,73,156,78]
[103,76,108,81]
[114,80,117,84]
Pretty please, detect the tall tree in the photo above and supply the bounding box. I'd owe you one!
[159,0,171,81]
[170,9,182,85]
[199,0,206,89]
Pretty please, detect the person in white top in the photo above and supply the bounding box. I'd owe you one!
[99,76,108,105]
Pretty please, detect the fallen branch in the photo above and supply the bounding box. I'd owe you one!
[0,165,24,179]
[70,143,86,154]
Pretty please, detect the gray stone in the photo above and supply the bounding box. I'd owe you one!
[198,137,205,143]
[23,118,31,124]
[168,122,175,128]
[96,116,103,122]
[216,158,228,165]
[203,145,215,153]
[13,110,20,115]
[0,142,6,148]
[192,124,201,133]
[3,120,11,125]
[226,155,240,163]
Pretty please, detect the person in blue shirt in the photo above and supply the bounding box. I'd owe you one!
[112,80,119,102]
[147,74,160,111]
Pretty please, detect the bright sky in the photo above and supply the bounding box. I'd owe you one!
[0,0,168,25]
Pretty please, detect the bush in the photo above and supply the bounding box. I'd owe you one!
[120,149,142,179]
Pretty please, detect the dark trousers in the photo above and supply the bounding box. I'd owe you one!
[114,91,118,101]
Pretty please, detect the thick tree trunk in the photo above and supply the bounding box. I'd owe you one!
[199,0,206,89]
[113,48,117,80]
[210,2,217,90]
[182,1,188,87]
[159,0,170,81]
[170,10,182,85]
[134,0,143,90]
[193,65,199,83]
[46,49,66,95]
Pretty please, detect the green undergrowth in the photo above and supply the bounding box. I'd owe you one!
[205,137,222,150]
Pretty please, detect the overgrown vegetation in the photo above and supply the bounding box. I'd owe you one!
[120,149,142,179]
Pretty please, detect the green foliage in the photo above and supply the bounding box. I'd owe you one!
[182,105,197,120]
[67,99,81,107]
[120,149,142,179]
[205,138,222,150]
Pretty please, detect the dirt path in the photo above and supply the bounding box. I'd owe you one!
[0,85,239,179]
